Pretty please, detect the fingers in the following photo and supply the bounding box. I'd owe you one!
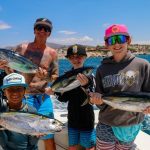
[143,106,150,114]
[89,92,103,105]
[77,73,89,86]
[36,67,48,79]
[0,60,8,69]
[45,87,54,95]
[0,60,13,73]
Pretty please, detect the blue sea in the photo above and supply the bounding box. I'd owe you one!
[53,54,150,135]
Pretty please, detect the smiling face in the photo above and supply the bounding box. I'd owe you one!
[4,86,25,109]
[34,24,51,41]
[68,55,86,69]
[105,35,131,61]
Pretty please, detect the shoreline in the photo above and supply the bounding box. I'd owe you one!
[58,51,149,59]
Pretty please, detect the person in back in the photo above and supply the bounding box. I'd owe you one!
[0,18,58,150]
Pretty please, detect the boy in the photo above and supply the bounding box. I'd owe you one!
[0,73,41,150]
[90,24,150,150]
[47,44,96,150]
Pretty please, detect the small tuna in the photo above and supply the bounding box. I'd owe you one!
[0,112,64,135]
[0,48,38,73]
[51,66,94,93]
[102,92,150,112]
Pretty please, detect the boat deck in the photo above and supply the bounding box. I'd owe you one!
[38,110,150,150]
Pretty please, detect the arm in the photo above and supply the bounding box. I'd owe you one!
[48,49,59,82]
[90,68,106,109]
[141,61,150,114]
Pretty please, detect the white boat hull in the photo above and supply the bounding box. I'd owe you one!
[38,110,150,150]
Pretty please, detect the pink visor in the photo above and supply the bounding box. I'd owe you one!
[104,24,130,40]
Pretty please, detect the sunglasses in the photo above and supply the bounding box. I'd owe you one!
[106,35,127,46]
[35,25,51,32]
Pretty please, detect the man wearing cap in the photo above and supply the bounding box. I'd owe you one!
[0,73,41,150]
[0,18,58,150]
[90,24,150,149]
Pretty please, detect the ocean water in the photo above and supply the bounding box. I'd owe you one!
[52,54,150,135]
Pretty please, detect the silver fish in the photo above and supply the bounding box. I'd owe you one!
[51,66,94,93]
[102,92,150,112]
[0,112,64,135]
[0,48,38,73]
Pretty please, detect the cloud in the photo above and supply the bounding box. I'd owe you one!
[58,30,77,35]
[49,36,94,45]
[0,21,11,30]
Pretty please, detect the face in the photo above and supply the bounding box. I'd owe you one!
[34,24,51,40]
[105,35,131,56]
[68,55,86,69]
[4,86,25,105]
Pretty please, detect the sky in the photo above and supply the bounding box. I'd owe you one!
[0,0,150,47]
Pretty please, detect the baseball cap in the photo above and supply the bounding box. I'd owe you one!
[34,18,53,32]
[104,24,130,40]
[1,73,28,90]
[65,44,87,58]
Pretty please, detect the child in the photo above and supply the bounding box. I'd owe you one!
[47,44,96,150]
[0,73,44,149]
[89,24,150,150]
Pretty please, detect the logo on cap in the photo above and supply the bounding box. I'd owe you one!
[112,26,120,33]
[6,77,22,84]
[73,45,78,54]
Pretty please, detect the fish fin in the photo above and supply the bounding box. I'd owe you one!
[81,87,90,106]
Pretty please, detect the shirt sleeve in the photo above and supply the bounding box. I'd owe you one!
[141,61,150,92]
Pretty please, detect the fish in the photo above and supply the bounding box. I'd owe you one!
[0,111,64,136]
[51,66,94,93]
[102,92,150,112]
[0,48,38,73]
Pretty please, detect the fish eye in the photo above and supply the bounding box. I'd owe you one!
[52,120,56,125]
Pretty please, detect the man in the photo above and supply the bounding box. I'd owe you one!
[0,73,40,149]
[0,18,58,150]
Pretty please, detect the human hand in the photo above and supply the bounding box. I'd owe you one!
[35,133,47,138]
[0,60,13,73]
[45,87,54,95]
[143,106,150,114]
[77,73,89,86]
[89,92,104,105]
[36,67,48,80]
[0,60,8,69]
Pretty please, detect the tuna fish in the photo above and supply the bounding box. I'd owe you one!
[51,66,94,93]
[0,48,38,73]
[102,92,150,112]
[0,111,64,135]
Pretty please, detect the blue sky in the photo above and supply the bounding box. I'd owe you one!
[0,0,150,47]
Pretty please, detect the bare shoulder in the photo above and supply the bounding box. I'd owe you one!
[15,43,29,55]
[47,47,58,60]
